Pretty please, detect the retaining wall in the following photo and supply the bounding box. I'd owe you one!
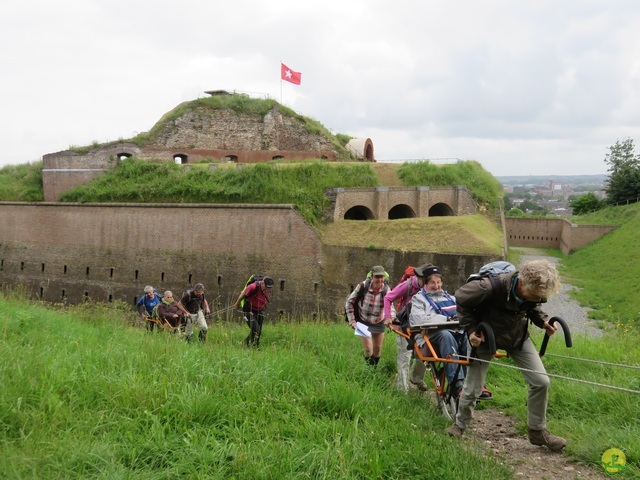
[0,202,497,318]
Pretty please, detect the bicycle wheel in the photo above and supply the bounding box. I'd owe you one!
[429,364,457,420]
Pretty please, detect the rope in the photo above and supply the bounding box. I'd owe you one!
[541,352,640,370]
[464,355,640,395]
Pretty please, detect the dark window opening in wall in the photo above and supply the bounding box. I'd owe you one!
[64,265,68,274]
[217,275,222,286]
[314,283,319,294]
[61,289,66,301]
[161,272,165,282]
[344,205,375,220]
[39,287,44,298]
[320,155,328,160]
[86,267,90,276]
[135,270,139,280]
[0,259,3,271]
[117,153,132,161]
[83,291,89,302]
[272,155,285,160]
[428,202,454,217]
[110,268,114,278]
[174,154,188,164]
[224,155,238,162]
[188,274,193,284]
[133,296,139,306]
[388,204,416,220]
[41,263,45,272]
[21,262,25,271]
[108,294,113,302]
[280,280,285,291]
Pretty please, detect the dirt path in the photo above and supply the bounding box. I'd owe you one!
[450,249,608,479]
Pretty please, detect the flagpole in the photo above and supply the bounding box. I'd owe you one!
[280,61,283,104]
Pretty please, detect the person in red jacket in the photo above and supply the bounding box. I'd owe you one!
[234,276,274,347]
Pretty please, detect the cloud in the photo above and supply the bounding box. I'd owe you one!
[1,0,638,176]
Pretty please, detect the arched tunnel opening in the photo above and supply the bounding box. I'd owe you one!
[344,206,375,220]
[388,204,416,220]
[429,203,454,216]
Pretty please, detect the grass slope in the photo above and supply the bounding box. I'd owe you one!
[0,297,514,480]
[562,202,640,328]
[1,296,637,479]
[318,215,503,255]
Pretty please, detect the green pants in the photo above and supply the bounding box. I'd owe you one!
[455,337,550,431]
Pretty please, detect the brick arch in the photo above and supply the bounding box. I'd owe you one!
[388,204,416,219]
[429,202,454,216]
[344,205,376,220]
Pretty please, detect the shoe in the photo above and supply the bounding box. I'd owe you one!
[410,379,428,392]
[478,386,493,400]
[528,428,568,451]
[447,424,464,439]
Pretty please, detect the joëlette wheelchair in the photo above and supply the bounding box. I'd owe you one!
[390,317,571,420]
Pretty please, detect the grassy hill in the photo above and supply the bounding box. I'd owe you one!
[1,271,638,479]
[561,201,640,328]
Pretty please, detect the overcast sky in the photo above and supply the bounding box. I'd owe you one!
[2,0,639,176]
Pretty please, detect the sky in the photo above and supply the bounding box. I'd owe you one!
[2,0,639,177]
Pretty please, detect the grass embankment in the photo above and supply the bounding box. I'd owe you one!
[57,159,503,227]
[562,202,640,328]
[0,162,43,201]
[318,215,503,255]
[1,295,638,479]
[59,160,379,225]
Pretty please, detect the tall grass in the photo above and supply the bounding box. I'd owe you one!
[398,160,503,209]
[59,160,379,224]
[1,295,517,479]
[0,161,43,201]
[1,295,638,478]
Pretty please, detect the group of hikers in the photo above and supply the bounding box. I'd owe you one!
[344,258,568,452]
[136,276,274,347]
[137,259,567,452]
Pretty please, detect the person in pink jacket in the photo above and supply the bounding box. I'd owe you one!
[384,264,430,392]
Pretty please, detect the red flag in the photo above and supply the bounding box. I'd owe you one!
[281,63,301,85]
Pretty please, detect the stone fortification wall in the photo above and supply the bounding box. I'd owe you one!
[0,202,497,318]
[150,106,337,153]
[505,217,617,254]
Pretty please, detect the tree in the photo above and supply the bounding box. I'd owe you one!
[569,192,602,215]
[506,207,524,217]
[604,138,640,205]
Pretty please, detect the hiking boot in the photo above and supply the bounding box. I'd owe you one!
[410,379,428,392]
[479,386,493,400]
[528,428,568,451]
[447,423,464,439]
